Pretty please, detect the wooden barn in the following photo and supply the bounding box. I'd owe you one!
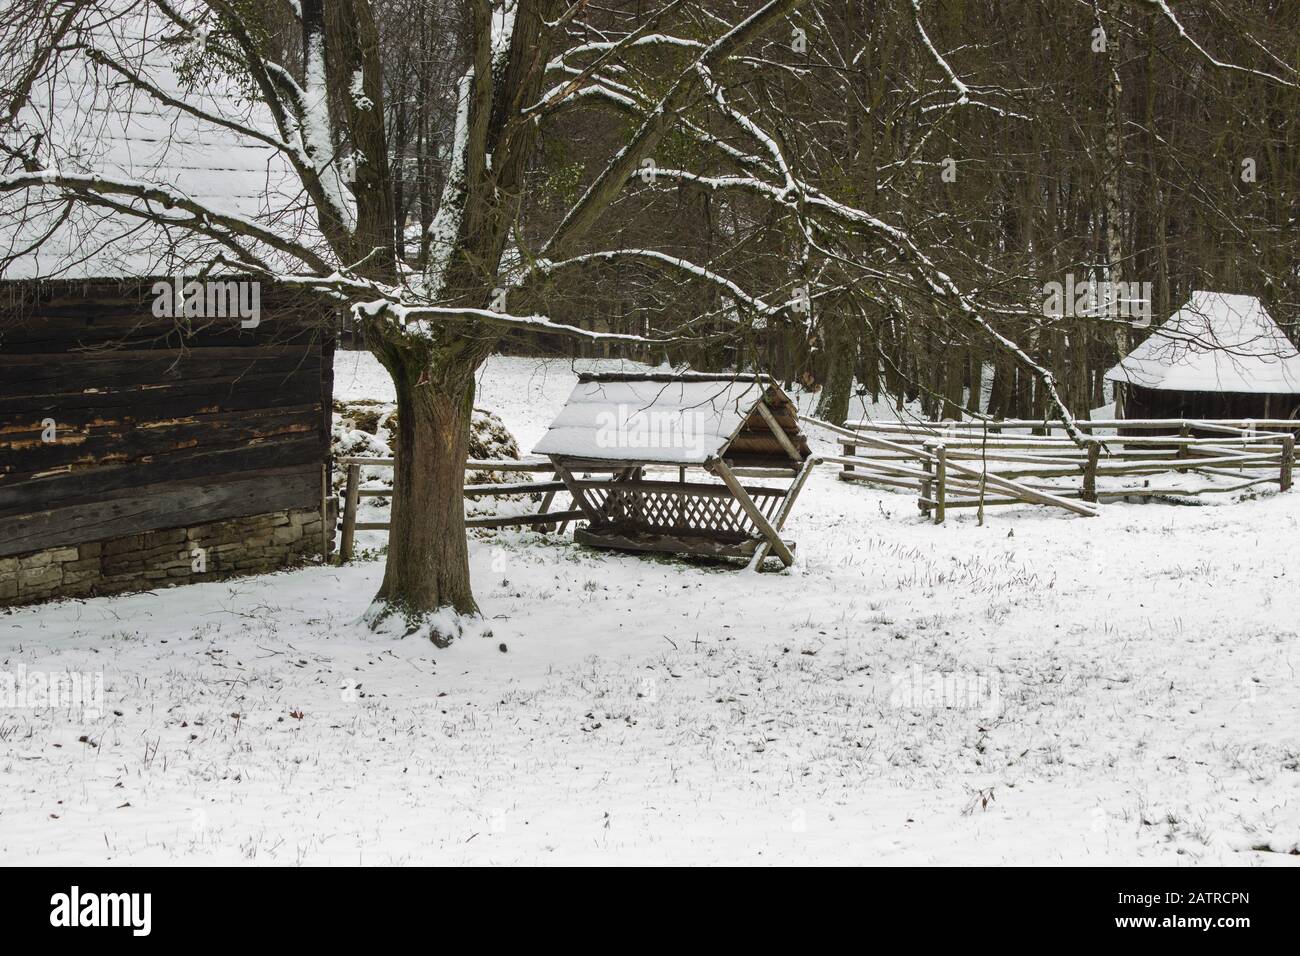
[0,18,335,606]
[1105,291,1300,421]
[534,372,816,568]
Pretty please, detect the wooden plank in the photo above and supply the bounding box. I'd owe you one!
[725,466,799,478]
[942,459,1099,516]
[747,455,818,570]
[754,400,804,462]
[574,526,789,561]
[463,480,566,497]
[465,509,586,529]
[339,464,360,562]
[840,426,1287,449]
[335,456,555,472]
[549,459,606,524]
[838,466,985,497]
[0,367,326,418]
[570,477,786,499]
[837,471,924,493]
[920,497,1025,509]
[0,464,321,558]
[844,417,1300,432]
[920,454,933,516]
[535,477,560,533]
[320,461,331,560]
[0,437,326,517]
[351,480,567,499]
[0,352,318,396]
[934,444,947,525]
[710,458,795,567]
[1082,441,1100,503]
[1191,466,1283,485]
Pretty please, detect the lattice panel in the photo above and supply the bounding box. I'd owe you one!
[598,488,766,536]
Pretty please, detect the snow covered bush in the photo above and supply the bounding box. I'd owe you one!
[331,400,540,528]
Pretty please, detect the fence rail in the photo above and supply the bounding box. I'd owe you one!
[336,456,576,560]
[812,416,1295,522]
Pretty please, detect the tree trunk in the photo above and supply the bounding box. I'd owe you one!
[363,337,481,645]
[942,343,966,419]
[1098,0,1127,357]
[814,312,856,425]
[967,350,984,416]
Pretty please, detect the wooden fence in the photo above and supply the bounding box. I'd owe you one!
[810,416,1295,523]
[336,457,584,560]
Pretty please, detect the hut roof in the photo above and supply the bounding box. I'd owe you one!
[533,373,811,466]
[1,5,326,282]
[1104,292,1300,394]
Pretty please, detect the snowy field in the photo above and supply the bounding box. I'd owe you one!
[2,353,1298,865]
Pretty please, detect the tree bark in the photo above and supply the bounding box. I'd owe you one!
[364,333,483,644]
[813,310,856,424]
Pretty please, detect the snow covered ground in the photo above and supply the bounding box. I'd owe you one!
[2,353,1298,865]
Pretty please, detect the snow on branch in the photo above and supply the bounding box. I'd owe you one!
[424,68,473,295]
[526,249,776,317]
[1141,0,1299,89]
[356,299,680,346]
[0,170,333,273]
[908,0,1029,119]
[540,0,809,257]
[299,2,357,233]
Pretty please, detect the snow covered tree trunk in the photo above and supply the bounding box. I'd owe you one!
[364,337,483,643]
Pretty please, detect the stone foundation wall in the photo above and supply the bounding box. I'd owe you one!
[0,506,333,607]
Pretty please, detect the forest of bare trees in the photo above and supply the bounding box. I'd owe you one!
[366,0,1299,427]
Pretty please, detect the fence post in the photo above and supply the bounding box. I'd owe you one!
[934,444,947,525]
[1282,435,1294,492]
[340,462,360,562]
[844,442,855,473]
[919,445,933,516]
[1176,423,1191,473]
[1082,441,1100,503]
[319,461,330,560]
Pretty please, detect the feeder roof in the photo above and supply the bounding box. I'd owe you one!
[533,373,811,466]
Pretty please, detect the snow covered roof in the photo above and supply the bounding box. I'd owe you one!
[532,373,811,465]
[1104,292,1300,394]
[0,3,327,282]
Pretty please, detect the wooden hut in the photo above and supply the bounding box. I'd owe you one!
[1105,292,1300,421]
[0,17,335,606]
[533,373,817,568]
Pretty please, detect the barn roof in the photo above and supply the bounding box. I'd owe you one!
[0,3,327,282]
[532,373,812,466]
[1104,291,1300,395]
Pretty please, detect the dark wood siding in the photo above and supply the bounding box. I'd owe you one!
[1123,383,1300,421]
[0,281,335,558]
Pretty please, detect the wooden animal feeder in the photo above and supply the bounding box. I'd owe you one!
[533,373,816,568]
